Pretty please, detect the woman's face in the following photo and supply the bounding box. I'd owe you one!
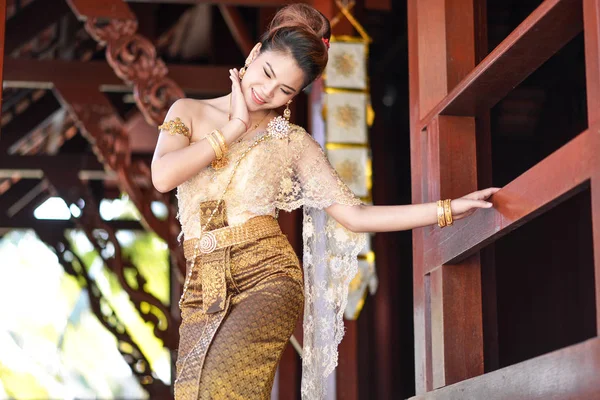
[241,48,305,112]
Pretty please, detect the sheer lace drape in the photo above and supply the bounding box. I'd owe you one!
[176,125,366,399]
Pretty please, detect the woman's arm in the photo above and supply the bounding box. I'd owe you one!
[151,99,245,193]
[326,187,500,233]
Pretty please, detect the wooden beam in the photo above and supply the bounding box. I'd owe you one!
[0,179,40,214]
[584,0,600,126]
[124,0,305,5]
[0,214,144,230]
[3,58,233,95]
[419,0,583,127]
[0,154,102,172]
[218,5,254,56]
[0,154,152,179]
[423,126,599,271]
[5,0,70,55]
[409,338,600,400]
[0,93,61,152]
[66,0,135,20]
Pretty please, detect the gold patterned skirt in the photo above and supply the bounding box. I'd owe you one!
[175,201,304,400]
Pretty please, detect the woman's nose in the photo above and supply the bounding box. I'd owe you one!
[263,82,277,98]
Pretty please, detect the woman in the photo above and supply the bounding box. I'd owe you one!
[152,4,498,399]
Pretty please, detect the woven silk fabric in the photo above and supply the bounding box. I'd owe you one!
[175,203,303,399]
[176,125,366,399]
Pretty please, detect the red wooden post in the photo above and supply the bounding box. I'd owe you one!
[584,0,600,126]
[410,0,484,393]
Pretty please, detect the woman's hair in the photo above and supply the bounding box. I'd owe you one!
[260,4,331,88]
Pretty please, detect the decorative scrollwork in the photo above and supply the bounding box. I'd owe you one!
[84,17,184,123]
[43,176,179,351]
[35,229,173,399]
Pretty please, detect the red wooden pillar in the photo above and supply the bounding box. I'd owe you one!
[584,0,600,127]
[583,0,600,334]
[409,0,484,394]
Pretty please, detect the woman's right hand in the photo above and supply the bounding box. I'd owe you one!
[229,68,249,133]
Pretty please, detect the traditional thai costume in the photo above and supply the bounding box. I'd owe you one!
[170,121,366,399]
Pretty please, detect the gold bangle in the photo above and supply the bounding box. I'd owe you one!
[206,134,223,159]
[437,200,446,228]
[211,129,228,154]
[443,199,453,226]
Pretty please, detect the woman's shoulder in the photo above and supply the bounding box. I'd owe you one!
[288,123,311,141]
[167,97,212,116]
[288,123,323,148]
[166,97,229,134]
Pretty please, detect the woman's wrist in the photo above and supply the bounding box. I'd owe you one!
[231,117,248,132]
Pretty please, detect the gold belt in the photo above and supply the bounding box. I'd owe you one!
[181,215,281,314]
[183,215,281,259]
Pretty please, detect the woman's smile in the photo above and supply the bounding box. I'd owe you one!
[251,88,266,105]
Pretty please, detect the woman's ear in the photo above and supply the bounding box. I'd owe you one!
[246,43,262,64]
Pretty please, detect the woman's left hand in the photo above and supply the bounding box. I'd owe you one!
[450,187,501,220]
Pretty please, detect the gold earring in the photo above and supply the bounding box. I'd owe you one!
[284,100,292,121]
[239,59,251,80]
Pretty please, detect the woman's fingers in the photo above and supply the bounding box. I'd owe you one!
[462,187,501,201]
[482,187,501,199]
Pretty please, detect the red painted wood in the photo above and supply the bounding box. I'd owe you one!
[4,0,70,55]
[409,338,600,400]
[411,0,481,390]
[437,116,478,199]
[408,0,427,392]
[336,320,359,400]
[424,126,600,271]
[66,0,136,20]
[218,5,254,56]
[419,0,583,127]
[429,256,484,389]
[584,0,600,126]
[416,0,448,119]
[416,0,476,118]
[124,0,305,6]
[3,59,233,95]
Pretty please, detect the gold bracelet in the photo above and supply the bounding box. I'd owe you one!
[206,134,223,159]
[211,129,228,154]
[443,199,453,226]
[437,200,446,228]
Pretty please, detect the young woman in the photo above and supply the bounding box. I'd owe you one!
[152,4,499,399]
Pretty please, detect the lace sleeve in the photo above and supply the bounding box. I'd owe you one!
[277,127,367,399]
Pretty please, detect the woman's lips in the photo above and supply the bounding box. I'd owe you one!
[251,88,266,105]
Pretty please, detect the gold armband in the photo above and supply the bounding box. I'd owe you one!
[437,199,453,228]
[443,199,453,226]
[437,200,446,228]
[158,117,191,139]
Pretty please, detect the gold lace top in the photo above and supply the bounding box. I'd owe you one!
[176,124,366,399]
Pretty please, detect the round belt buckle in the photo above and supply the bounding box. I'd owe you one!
[199,232,217,254]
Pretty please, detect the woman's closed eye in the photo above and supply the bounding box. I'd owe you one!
[263,68,292,95]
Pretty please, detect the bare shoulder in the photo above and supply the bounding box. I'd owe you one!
[165,97,227,142]
[166,98,205,118]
